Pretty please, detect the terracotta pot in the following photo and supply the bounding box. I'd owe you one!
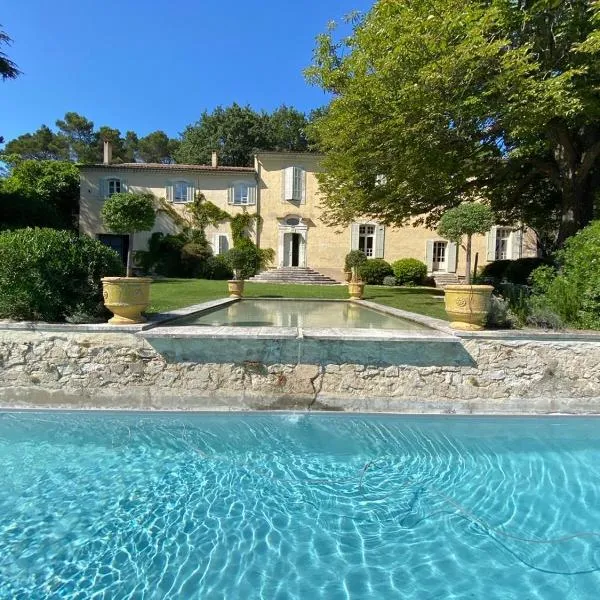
[101,277,152,325]
[444,284,494,331]
[348,281,365,300]
[228,279,245,298]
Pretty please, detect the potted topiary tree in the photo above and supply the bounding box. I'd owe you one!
[224,239,274,298]
[437,202,495,330]
[100,192,156,324]
[345,250,368,299]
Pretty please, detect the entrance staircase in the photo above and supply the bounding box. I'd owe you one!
[248,267,340,285]
[432,273,461,288]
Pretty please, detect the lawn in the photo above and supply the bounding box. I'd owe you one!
[147,279,448,320]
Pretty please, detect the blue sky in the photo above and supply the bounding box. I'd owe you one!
[1,0,373,143]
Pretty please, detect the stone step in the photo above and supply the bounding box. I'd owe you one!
[248,266,341,285]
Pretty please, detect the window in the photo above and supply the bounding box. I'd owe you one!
[214,234,229,255]
[174,182,189,203]
[433,241,447,269]
[495,227,512,260]
[283,166,305,202]
[102,178,123,198]
[229,182,256,205]
[358,224,376,257]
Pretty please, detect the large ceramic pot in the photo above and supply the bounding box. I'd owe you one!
[228,279,245,298]
[443,284,494,331]
[348,281,365,300]
[101,277,152,325]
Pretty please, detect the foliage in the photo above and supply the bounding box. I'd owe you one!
[438,203,494,283]
[101,192,156,276]
[0,26,20,81]
[0,160,79,230]
[0,228,124,322]
[225,238,274,280]
[176,103,312,166]
[3,112,177,164]
[479,257,551,286]
[344,250,368,280]
[486,296,520,329]
[202,255,233,280]
[525,306,564,330]
[392,258,428,286]
[187,194,230,230]
[529,220,600,329]
[306,0,600,246]
[230,212,261,245]
[478,259,513,282]
[358,258,394,285]
[383,275,397,287]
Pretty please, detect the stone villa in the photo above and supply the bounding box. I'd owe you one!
[79,142,537,282]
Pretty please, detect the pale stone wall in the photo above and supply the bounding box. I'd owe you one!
[1,329,599,414]
[79,166,257,252]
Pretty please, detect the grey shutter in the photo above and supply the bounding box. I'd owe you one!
[374,225,385,258]
[248,185,257,205]
[166,181,173,202]
[510,229,523,259]
[187,184,195,203]
[120,178,127,193]
[487,227,497,261]
[99,178,107,198]
[350,223,360,250]
[447,242,458,273]
[220,235,230,254]
[284,167,294,201]
[227,185,234,205]
[425,240,434,272]
[212,234,219,254]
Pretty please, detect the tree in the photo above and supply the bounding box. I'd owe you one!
[438,203,494,284]
[306,0,600,246]
[56,112,97,163]
[3,125,69,161]
[0,160,79,230]
[0,26,20,80]
[176,103,313,166]
[101,192,156,276]
[137,130,179,163]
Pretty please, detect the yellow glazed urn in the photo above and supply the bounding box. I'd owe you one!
[443,284,494,331]
[348,281,365,300]
[227,279,245,298]
[101,277,152,324]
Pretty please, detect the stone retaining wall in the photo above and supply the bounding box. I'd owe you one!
[1,328,599,414]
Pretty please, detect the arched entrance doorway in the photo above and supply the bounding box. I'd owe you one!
[278,216,307,267]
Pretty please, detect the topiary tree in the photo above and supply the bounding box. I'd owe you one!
[438,203,494,284]
[358,258,393,285]
[344,250,367,282]
[392,258,427,286]
[101,192,156,277]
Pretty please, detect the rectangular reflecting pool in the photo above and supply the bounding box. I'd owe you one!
[1,412,599,599]
[166,299,430,331]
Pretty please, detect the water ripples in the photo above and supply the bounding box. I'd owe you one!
[0,412,599,599]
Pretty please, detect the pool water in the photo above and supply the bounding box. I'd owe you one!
[168,299,429,330]
[1,413,599,599]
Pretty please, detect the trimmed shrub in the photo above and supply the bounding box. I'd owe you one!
[479,259,512,283]
[383,275,398,287]
[392,258,427,286]
[0,228,124,322]
[358,258,394,285]
[344,250,368,280]
[504,257,550,285]
[225,238,274,280]
[203,255,233,280]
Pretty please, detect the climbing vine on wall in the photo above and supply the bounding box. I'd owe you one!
[230,211,262,245]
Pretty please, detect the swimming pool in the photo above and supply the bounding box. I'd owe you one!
[164,299,430,331]
[1,412,599,599]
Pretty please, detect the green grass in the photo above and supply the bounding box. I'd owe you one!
[147,279,448,320]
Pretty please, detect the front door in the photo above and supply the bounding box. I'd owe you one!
[432,241,447,272]
[283,232,303,267]
[291,233,300,267]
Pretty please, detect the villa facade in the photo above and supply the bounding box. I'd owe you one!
[79,146,537,281]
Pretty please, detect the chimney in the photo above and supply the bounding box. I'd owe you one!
[103,140,113,165]
[211,151,218,168]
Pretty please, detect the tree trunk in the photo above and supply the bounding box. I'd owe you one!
[556,176,595,247]
[126,233,134,277]
[465,235,472,285]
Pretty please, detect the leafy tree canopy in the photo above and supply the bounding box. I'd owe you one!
[0,26,19,81]
[306,0,600,248]
[176,103,312,167]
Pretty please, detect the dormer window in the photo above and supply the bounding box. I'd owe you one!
[228,182,256,205]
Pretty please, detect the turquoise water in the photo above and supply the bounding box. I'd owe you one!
[1,413,599,599]
[169,299,429,330]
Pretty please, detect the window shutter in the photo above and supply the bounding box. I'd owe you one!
[284,167,294,201]
[248,185,257,205]
[99,178,106,198]
[187,185,195,203]
[293,167,305,203]
[220,235,229,254]
[166,181,173,202]
[426,240,434,272]
[487,227,497,261]
[510,229,523,260]
[350,223,360,250]
[447,242,458,273]
[120,178,127,193]
[212,234,219,254]
[227,185,234,205]
[374,225,385,258]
